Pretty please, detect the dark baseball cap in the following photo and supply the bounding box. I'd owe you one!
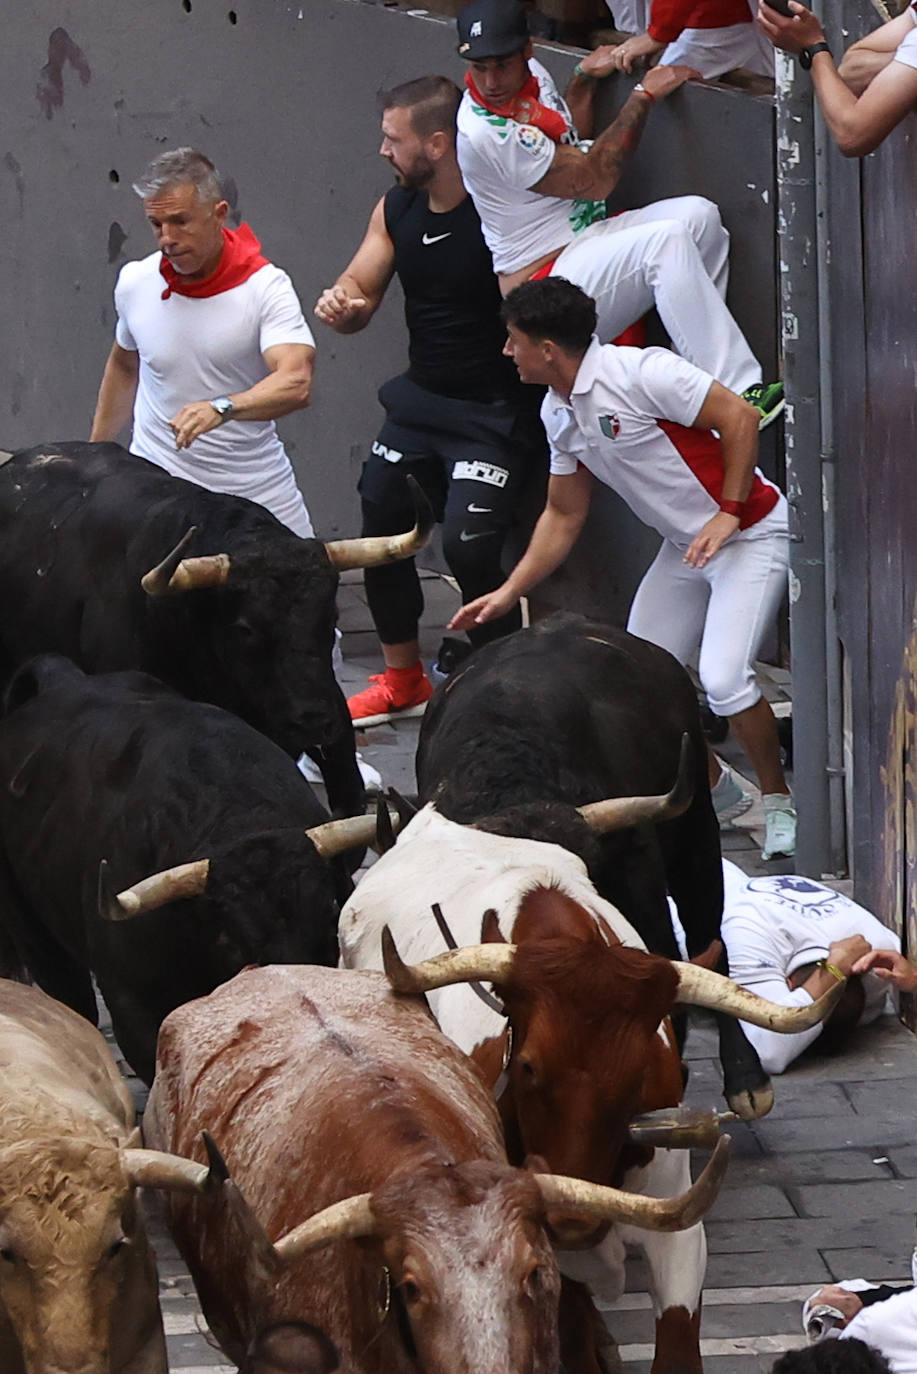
[457,0,530,59]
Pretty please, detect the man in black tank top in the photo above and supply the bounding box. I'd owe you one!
[315,75,546,727]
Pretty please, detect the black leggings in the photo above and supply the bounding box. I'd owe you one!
[359,375,545,647]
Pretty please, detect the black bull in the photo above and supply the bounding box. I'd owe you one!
[0,442,429,817]
[416,610,772,1118]
[0,654,356,1083]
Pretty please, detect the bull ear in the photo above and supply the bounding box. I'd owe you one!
[481,910,507,944]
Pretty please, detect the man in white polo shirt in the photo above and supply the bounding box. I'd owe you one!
[455,0,784,428]
[90,147,316,536]
[758,0,917,156]
[450,275,796,858]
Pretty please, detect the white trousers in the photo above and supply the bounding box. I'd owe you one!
[626,499,789,716]
[661,22,775,78]
[550,197,761,395]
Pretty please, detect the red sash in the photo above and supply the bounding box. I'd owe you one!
[159,222,268,300]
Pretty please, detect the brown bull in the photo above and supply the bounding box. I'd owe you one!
[143,965,730,1374]
[0,979,225,1374]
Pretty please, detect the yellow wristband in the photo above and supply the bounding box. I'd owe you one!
[817,958,846,983]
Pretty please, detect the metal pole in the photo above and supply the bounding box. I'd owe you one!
[812,94,848,876]
[774,50,833,874]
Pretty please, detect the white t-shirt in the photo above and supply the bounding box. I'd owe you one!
[544,337,782,547]
[456,58,606,274]
[114,252,315,530]
[894,3,917,69]
[840,1287,917,1370]
[720,858,900,1073]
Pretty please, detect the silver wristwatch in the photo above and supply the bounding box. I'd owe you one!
[210,396,234,423]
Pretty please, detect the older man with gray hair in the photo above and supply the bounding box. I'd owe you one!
[90,146,316,536]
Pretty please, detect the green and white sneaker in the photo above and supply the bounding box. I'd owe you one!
[743,382,785,431]
[762,793,797,859]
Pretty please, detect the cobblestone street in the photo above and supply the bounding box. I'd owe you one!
[140,573,917,1372]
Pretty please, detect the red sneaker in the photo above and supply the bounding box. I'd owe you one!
[348,666,433,726]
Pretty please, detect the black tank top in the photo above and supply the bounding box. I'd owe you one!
[384,185,520,402]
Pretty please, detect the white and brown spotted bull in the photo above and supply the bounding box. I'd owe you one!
[143,965,730,1374]
[0,979,228,1374]
[340,805,840,1373]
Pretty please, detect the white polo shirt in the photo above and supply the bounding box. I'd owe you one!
[114,252,315,524]
[894,2,917,69]
[456,58,606,275]
[544,337,780,547]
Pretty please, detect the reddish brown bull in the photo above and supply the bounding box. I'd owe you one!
[143,965,730,1374]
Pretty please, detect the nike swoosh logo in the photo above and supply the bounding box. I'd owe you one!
[422,232,452,245]
[466,503,492,514]
[459,529,488,542]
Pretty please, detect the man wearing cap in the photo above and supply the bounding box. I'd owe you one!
[455,0,784,428]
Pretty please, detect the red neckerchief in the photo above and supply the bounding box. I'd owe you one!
[159,222,268,300]
[465,70,569,143]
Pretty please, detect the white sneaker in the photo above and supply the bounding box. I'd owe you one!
[762,793,796,859]
[297,751,383,794]
[711,766,754,825]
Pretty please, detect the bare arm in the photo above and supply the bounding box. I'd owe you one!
[169,342,314,450]
[758,0,917,155]
[449,466,594,629]
[532,64,698,202]
[839,9,915,94]
[314,198,396,334]
[683,381,759,569]
[90,342,140,442]
[563,45,628,138]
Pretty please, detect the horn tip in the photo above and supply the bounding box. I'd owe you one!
[202,1131,230,1185]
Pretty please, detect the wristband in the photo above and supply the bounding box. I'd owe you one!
[718,499,744,518]
[633,82,656,103]
[573,63,595,80]
[817,958,847,983]
[800,41,831,69]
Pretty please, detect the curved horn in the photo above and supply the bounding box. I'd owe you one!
[305,809,399,859]
[382,926,516,995]
[534,1133,731,1233]
[674,961,845,1030]
[273,1194,378,1262]
[121,1148,211,1194]
[323,475,433,571]
[99,857,210,921]
[141,527,231,596]
[577,734,694,833]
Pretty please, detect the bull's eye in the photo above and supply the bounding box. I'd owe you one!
[517,1056,538,1086]
[106,1237,129,1261]
[0,1247,16,1264]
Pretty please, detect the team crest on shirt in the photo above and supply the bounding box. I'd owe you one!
[599,413,620,439]
[514,124,546,154]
